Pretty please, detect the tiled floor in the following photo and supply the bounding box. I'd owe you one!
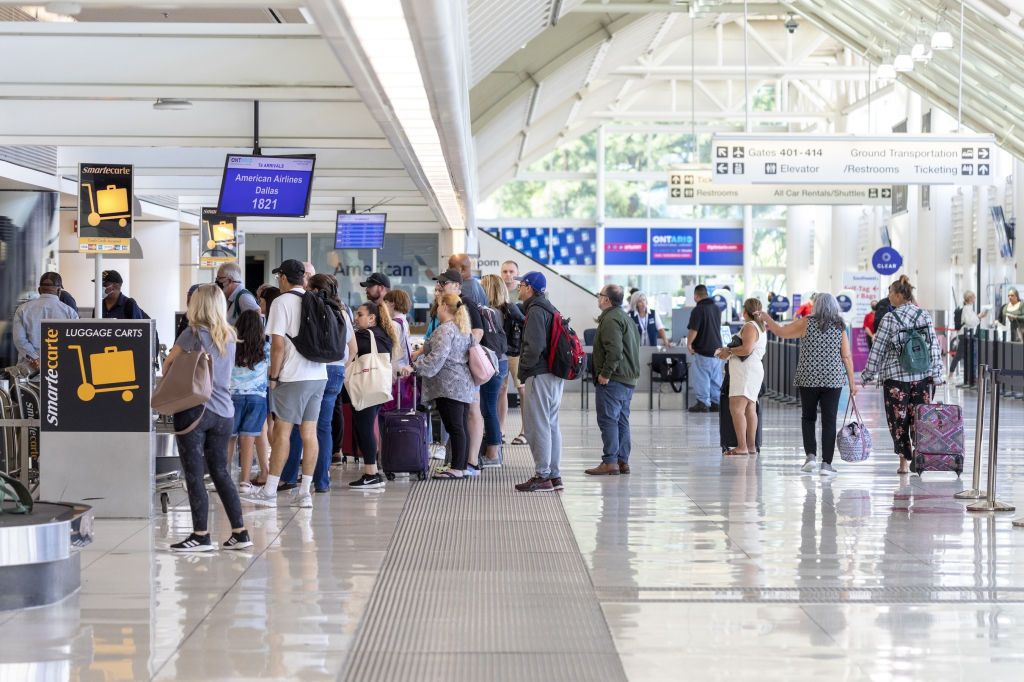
[4,383,1024,680]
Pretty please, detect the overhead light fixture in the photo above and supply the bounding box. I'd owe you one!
[912,23,932,63]
[893,44,914,72]
[931,12,954,50]
[153,98,192,111]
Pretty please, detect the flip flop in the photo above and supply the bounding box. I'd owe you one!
[432,470,465,480]
[511,434,528,445]
[723,448,750,456]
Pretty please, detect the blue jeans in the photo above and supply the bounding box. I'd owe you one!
[690,353,723,406]
[595,380,634,464]
[480,358,508,446]
[281,365,345,489]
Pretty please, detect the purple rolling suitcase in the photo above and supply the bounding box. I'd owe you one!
[380,380,430,481]
[911,403,964,477]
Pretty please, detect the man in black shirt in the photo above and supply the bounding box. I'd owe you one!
[686,284,723,413]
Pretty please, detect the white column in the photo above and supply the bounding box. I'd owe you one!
[830,206,861,293]
[742,205,753,298]
[130,220,180,347]
[1016,157,1024,284]
[595,124,606,291]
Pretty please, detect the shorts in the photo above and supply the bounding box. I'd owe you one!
[231,393,267,437]
[505,356,523,389]
[270,379,327,425]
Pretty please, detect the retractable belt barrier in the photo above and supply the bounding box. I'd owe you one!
[966,367,1021,513]
[763,337,800,404]
[975,330,1024,398]
[955,364,989,501]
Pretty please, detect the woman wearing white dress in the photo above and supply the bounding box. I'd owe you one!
[716,298,767,455]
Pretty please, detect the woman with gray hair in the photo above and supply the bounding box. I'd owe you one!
[628,290,672,347]
[755,292,856,476]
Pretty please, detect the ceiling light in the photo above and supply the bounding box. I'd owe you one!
[931,30,954,50]
[912,24,931,63]
[893,52,914,72]
[153,98,192,111]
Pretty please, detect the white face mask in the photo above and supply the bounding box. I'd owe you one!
[103,285,116,297]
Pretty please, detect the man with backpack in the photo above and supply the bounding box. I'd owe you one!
[514,271,569,493]
[241,259,329,508]
[216,262,260,325]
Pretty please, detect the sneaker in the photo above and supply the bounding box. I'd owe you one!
[429,443,446,460]
[515,475,554,492]
[240,486,279,507]
[800,456,818,473]
[464,464,481,477]
[819,462,837,477]
[687,403,709,413]
[481,457,502,468]
[314,487,330,493]
[349,473,385,489]
[222,530,253,550]
[709,402,720,412]
[170,533,214,552]
[550,477,564,491]
[289,491,313,508]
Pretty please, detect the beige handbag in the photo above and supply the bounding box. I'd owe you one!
[344,329,393,411]
[151,328,214,435]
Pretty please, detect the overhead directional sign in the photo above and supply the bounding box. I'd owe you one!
[710,134,997,186]
[668,170,890,205]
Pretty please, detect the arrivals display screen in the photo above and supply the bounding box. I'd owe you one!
[217,154,316,217]
[335,212,387,249]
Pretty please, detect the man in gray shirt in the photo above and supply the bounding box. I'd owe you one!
[13,272,79,372]
[216,262,259,325]
[449,253,488,308]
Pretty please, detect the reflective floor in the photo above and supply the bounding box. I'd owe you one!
[4,384,1024,680]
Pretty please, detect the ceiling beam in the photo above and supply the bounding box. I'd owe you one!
[611,65,867,78]
[0,0,303,7]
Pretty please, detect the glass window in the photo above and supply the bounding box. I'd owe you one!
[524,131,597,173]
[486,180,596,219]
[605,179,653,218]
[753,223,786,268]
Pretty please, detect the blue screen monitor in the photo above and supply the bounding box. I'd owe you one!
[335,212,387,249]
[217,154,316,217]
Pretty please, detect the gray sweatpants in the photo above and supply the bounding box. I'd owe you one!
[523,373,565,479]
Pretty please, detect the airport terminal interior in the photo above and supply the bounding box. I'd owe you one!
[2,0,1024,679]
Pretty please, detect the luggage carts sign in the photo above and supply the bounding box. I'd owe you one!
[200,207,238,268]
[40,320,151,433]
[78,163,133,253]
[710,134,997,186]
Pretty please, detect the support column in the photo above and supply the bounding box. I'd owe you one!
[743,205,753,298]
[596,124,606,291]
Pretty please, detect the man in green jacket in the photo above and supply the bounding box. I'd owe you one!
[586,284,640,475]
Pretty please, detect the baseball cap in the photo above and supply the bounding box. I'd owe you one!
[271,259,305,280]
[515,271,546,293]
[433,269,463,286]
[95,269,122,284]
[359,272,391,289]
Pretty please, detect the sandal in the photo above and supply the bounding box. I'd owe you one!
[511,433,528,445]
[250,478,267,487]
[723,448,749,456]
[432,470,464,480]
[238,482,254,494]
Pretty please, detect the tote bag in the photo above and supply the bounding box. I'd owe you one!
[468,337,497,386]
[344,330,394,411]
[836,394,872,462]
[151,328,214,435]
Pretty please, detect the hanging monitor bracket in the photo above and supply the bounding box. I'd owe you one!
[252,100,262,156]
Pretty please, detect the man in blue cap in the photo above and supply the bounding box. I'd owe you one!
[513,271,566,493]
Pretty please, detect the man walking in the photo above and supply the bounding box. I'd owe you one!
[513,271,565,492]
[686,284,722,413]
[13,272,78,373]
[241,259,327,509]
[215,262,259,325]
[585,284,639,475]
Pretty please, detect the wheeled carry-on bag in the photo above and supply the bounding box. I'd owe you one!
[380,379,430,481]
[911,402,964,476]
[719,364,764,453]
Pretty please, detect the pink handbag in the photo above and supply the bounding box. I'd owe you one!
[836,395,872,462]
[468,339,497,386]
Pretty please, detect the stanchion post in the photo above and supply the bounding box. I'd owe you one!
[968,368,1015,512]
[955,363,988,499]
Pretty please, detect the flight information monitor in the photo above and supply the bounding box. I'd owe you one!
[217,154,316,217]
[335,212,387,249]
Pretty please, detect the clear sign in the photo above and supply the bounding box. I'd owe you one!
[604,228,648,266]
[78,163,133,253]
[217,154,316,217]
[650,228,696,265]
[668,170,891,205]
[200,207,237,268]
[710,134,997,185]
[836,294,853,312]
[769,296,790,313]
[872,247,903,275]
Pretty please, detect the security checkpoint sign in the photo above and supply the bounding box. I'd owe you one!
[668,170,891,205]
[710,134,997,185]
[39,320,152,433]
[78,163,133,253]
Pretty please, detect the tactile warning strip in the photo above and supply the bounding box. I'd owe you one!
[596,585,1024,604]
[340,410,628,682]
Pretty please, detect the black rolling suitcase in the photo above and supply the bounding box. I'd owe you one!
[380,381,430,481]
[719,364,764,453]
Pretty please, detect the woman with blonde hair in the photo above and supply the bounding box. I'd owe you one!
[479,274,510,466]
[346,301,399,489]
[716,298,768,456]
[164,284,252,551]
[399,293,474,478]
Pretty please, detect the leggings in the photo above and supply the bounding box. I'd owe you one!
[174,406,244,533]
[882,378,932,460]
[436,397,470,471]
[799,386,842,464]
[351,404,381,466]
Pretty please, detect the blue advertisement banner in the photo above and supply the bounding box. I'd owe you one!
[551,228,596,265]
[699,228,744,266]
[650,228,697,266]
[501,227,550,263]
[604,228,648,265]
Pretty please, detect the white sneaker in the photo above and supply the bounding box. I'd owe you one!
[800,457,818,473]
[289,491,313,508]
[240,486,278,507]
[819,462,838,477]
[429,443,446,460]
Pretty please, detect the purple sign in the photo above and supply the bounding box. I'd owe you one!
[872,247,902,275]
[851,328,870,371]
[650,228,697,266]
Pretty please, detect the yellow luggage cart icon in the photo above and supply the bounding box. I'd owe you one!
[69,345,138,402]
[204,219,236,250]
[82,182,130,228]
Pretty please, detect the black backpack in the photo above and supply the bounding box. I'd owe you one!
[502,303,523,357]
[285,290,348,363]
[953,306,963,331]
[477,304,508,357]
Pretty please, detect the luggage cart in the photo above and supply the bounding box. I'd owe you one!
[154,413,183,514]
[69,345,138,402]
[81,182,130,227]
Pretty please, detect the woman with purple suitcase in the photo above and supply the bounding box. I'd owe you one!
[399,294,474,479]
[861,276,944,475]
